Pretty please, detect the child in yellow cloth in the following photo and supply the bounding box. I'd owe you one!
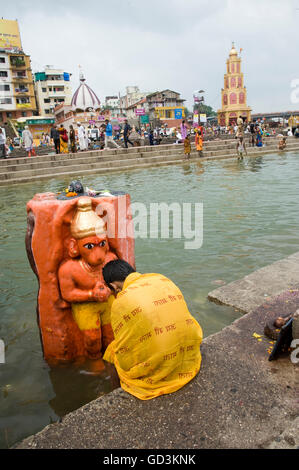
[195,128,203,157]
[184,134,191,159]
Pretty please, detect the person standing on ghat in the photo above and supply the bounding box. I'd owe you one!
[0,128,7,159]
[104,119,121,149]
[50,124,61,154]
[102,259,203,400]
[69,125,77,153]
[22,125,35,158]
[77,123,88,151]
[123,119,134,148]
[180,119,188,143]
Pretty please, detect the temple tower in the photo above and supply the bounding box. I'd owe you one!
[217,43,251,126]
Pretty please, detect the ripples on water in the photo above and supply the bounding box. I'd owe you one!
[1,151,299,448]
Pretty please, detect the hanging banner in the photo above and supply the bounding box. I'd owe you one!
[174,108,183,119]
[200,114,207,123]
[141,114,149,124]
[0,19,22,51]
[135,108,145,116]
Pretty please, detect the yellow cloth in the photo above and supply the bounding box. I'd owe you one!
[72,295,114,331]
[60,136,68,153]
[104,272,203,400]
[196,136,203,151]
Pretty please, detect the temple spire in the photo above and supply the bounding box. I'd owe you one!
[78,65,86,82]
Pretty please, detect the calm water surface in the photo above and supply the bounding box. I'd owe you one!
[1,151,299,448]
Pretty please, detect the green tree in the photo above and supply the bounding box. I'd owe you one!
[193,103,217,117]
[184,107,191,117]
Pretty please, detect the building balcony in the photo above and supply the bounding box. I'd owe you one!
[12,75,28,81]
[15,88,29,94]
[16,102,33,109]
[48,92,65,98]
[10,58,26,67]
[46,80,67,87]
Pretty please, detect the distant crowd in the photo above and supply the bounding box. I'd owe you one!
[1,116,298,159]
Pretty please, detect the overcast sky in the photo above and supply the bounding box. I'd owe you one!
[2,0,299,113]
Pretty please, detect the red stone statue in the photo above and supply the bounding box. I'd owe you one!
[26,192,135,364]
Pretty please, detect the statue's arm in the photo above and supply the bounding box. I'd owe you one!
[58,264,93,303]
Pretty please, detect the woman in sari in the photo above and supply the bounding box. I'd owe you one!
[58,125,69,153]
[69,125,77,153]
[195,128,203,157]
[256,126,263,147]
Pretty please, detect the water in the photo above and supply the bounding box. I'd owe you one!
[1,151,299,448]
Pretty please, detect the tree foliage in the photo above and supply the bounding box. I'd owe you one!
[193,103,217,117]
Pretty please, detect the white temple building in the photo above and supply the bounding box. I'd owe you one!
[71,70,101,112]
[54,70,102,130]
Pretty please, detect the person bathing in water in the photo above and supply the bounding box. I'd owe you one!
[237,136,247,159]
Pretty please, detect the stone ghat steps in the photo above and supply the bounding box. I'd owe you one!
[0,141,283,175]
[0,142,299,180]
[0,136,282,169]
[0,136,291,175]
[1,142,299,187]
[0,140,296,182]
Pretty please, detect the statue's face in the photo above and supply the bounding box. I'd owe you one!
[77,235,108,266]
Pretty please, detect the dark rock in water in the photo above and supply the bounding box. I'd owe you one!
[56,180,126,200]
[69,180,84,194]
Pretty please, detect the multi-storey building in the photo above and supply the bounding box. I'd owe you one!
[0,19,37,123]
[119,86,147,114]
[105,95,119,108]
[0,50,37,122]
[34,67,72,117]
[146,89,185,127]
[105,95,122,119]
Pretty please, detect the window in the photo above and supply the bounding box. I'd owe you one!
[58,98,64,102]
[0,71,8,77]
[48,87,52,91]
[0,84,10,91]
[22,112,27,117]
[0,57,5,63]
[230,93,237,105]
[239,93,245,104]
[45,109,50,114]
[16,85,29,93]
[16,97,30,104]
[42,88,47,92]
[44,98,50,103]
[0,98,12,104]
[7,112,12,118]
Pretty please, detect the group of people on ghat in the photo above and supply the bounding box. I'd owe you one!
[232,116,295,159]
[2,115,296,160]
[180,119,204,160]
